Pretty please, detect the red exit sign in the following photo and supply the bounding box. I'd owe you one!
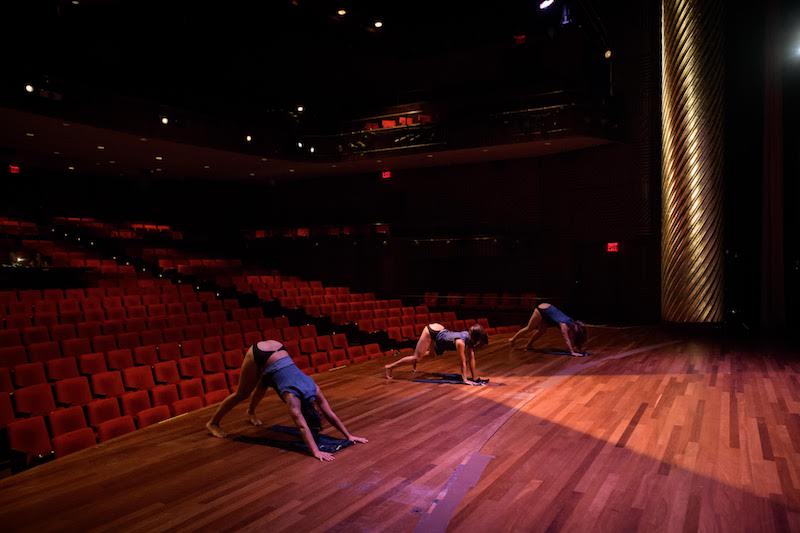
[606,242,619,253]
[8,164,20,174]
[381,170,392,179]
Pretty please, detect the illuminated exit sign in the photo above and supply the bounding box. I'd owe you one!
[381,170,392,179]
[606,242,619,253]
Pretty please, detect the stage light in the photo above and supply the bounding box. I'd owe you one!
[309,146,315,153]
[249,172,255,176]
[67,166,75,170]
[297,141,303,148]
[203,165,210,169]
[97,145,104,150]
[337,9,346,16]
[374,20,383,28]
[53,151,60,155]
[25,132,34,137]
[109,160,115,164]
[245,135,252,142]
[604,49,612,59]
[539,0,554,9]
[289,169,295,173]
[155,155,163,160]
[297,105,304,113]
[25,84,34,93]
[160,116,169,125]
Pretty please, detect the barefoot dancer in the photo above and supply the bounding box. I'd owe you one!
[508,303,588,356]
[207,340,367,462]
[384,323,488,384]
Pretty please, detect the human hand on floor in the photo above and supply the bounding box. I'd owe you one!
[348,435,369,444]
[314,451,336,462]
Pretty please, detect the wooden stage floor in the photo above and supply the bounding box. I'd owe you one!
[1,328,799,532]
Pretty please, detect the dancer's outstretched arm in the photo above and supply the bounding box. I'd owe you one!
[315,386,368,443]
[285,393,332,462]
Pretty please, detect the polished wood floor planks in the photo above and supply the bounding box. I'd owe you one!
[0,328,798,532]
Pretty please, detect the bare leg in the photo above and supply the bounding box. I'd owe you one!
[247,385,268,426]
[206,349,260,438]
[385,326,435,379]
[524,326,547,350]
[510,309,543,345]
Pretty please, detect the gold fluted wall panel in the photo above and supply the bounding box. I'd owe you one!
[661,0,724,322]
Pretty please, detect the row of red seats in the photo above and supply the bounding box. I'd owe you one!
[0,298,234,314]
[0,286,215,304]
[0,300,256,329]
[1,331,361,396]
[1,377,225,465]
[0,317,306,349]
[0,326,324,367]
[0,300,252,329]
[2,348,241,391]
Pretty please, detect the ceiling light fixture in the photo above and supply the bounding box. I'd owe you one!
[539,0,555,9]
[155,155,163,161]
[337,9,346,16]
[160,116,169,125]
[245,135,252,142]
[24,84,34,93]
[97,145,104,150]
[296,105,304,113]
[374,21,383,28]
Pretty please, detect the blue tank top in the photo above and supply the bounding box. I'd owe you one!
[432,329,470,355]
[538,305,573,326]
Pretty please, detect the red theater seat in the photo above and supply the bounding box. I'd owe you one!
[201,353,225,374]
[54,376,93,407]
[77,322,103,339]
[50,324,77,342]
[162,327,184,343]
[223,333,243,350]
[121,390,152,417]
[14,383,56,416]
[123,366,155,390]
[86,393,122,428]
[151,384,179,407]
[137,405,170,428]
[46,357,79,382]
[203,373,228,394]
[48,406,87,437]
[62,338,92,359]
[158,342,181,361]
[204,389,228,405]
[311,352,331,372]
[79,352,108,375]
[140,330,164,346]
[179,356,204,379]
[171,396,204,416]
[22,326,49,345]
[133,345,158,366]
[116,332,141,350]
[181,339,203,359]
[0,368,12,393]
[329,349,348,366]
[332,334,349,349]
[13,362,47,388]
[178,378,204,400]
[364,343,382,359]
[91,371,125,398]
[97,416,135,442]
[223,349,243,369]
[0,329,23,349]
[202,336,223,354]
[153,361,180,384]
[8,417,53,463]
[53,427,96,457]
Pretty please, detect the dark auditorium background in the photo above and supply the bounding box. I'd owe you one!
[1,0,797,331]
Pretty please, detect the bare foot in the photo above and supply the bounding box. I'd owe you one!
[384,365,393,380]
[206,422,227,438]
[248,413,262,426]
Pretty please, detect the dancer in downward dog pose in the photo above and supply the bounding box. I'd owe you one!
[207,340,367,462]
[384,323,489,384]
[508,302,588,356]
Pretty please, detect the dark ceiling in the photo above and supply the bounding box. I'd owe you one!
[0,0,623,181]
[2,0,612,121]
